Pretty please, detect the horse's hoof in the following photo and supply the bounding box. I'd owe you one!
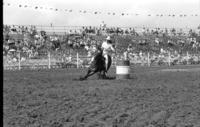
[80,78,85,81]
[102,75,107,79]
[79,77,86,81]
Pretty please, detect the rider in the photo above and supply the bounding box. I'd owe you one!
[101,36,115,70]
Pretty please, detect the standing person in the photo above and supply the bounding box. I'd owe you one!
[100,21,106,29]
[101,36,115,71]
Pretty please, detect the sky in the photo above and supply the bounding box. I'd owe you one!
[3,0,200,28]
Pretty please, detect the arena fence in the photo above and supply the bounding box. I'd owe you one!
[3,51,200,71]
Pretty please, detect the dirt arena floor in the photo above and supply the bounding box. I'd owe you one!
[3,65,200,127]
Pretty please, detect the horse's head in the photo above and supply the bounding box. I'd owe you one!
[96,46,103,55]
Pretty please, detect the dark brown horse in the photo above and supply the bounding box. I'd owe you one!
[80,49,112,80]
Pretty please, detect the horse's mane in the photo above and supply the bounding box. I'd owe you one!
[93,48,104,61]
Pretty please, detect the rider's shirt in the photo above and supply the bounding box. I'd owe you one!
[101,41,115,55]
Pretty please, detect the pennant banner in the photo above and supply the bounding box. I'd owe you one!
[3,2,200,18]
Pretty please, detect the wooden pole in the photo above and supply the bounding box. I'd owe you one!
[147,52,150,67]
[48,52,51,69]
[168,52,171,66]
[77,52,79,68]
[187,51,189,65]
[115,36,118,67]
[18,51,21,70]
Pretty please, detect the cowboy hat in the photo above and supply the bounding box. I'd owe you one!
[106,36,111,41]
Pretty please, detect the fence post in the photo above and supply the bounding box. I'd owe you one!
[18,51,21,70]
[48,52,51,69]
[115,56,117,67]
[77,52,79,68]
[187,51,189,65]
[168,52,171,66]
[147,52,150,67]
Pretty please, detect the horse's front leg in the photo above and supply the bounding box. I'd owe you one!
[80,70,91,80]
[83,70,97,80]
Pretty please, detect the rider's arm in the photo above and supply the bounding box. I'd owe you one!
[110,44,115,52]
[101,42,105,48]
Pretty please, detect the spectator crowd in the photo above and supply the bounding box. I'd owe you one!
[3,23,200,65]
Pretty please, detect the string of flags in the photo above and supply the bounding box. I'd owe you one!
[3,2,200,17]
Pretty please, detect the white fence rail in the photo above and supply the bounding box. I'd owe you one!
[3,51,200,70]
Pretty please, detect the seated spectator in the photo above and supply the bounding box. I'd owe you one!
[10,25,17,33]
[127,44,133,53]
[100,21,106,29]
[155,38,160,45]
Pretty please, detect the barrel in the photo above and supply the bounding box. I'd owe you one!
[116,60,130,79]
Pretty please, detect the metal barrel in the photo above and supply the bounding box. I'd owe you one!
[116,60,130,79]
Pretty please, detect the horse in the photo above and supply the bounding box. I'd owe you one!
[80,49,112,80]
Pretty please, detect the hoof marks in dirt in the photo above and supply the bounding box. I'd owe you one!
[102,76,116,80]
[72,76,85,81]
[74,76,116,81]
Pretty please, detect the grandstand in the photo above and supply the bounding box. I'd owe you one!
[3,24,200,70]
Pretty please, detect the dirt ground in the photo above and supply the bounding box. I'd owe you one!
[3,65,200,127]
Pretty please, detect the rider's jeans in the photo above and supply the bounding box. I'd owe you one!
[103,54,108,70]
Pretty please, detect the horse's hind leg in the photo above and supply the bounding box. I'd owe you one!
[97,71,102,79]
[102,71,107,79]
[98,71,105,79]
